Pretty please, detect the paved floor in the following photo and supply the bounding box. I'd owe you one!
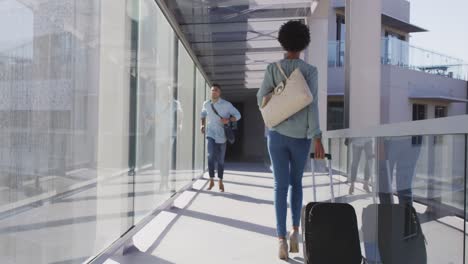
[100,162,466,264]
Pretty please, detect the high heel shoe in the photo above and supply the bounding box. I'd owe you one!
[289,230,299,253]
[278,239,289,260]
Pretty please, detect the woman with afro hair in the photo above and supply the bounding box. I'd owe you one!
[257,20,325,260]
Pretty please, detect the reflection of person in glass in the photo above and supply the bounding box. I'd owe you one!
[348,138,373,195]
[378,136,421,206]
[147,86,182,192]
[364,136,427,264]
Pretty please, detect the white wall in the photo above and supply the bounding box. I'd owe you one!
[329,65,467,125]
[382,65,467,124]
[332,0,345,8]
[381,0,410,22]
[328,0,412,41]
[328,2,339,41]
[307,0,330,137]
[328,65,467,124]
[334,0,410,22]
[345,0,382,128]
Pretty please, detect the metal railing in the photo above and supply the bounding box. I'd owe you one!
[322,116,468,262]
[328,38,468,81]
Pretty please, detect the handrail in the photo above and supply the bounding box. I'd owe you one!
[324,115,468,138]
[328,38,468,80]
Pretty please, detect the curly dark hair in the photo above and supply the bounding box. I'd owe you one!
[278,21,311,52]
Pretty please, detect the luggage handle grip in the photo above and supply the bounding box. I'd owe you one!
[310,153,332,160]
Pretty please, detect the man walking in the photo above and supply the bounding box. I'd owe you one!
[200,84,241,192]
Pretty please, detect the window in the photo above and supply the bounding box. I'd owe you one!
[383,31,408,66]
[434,106,447,144]
[412,104,426,121]
[336,15,346,41]
[435,106,447,118]
[335,15,346,66]
[385,30,406,41]
[328,101,345,130]
[412,104,426,145]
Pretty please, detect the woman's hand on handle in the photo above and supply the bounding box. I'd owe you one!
[314,138,325,159]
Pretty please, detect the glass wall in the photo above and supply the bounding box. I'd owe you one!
[194,69,207,175]
[324,134,468,263]
[0,0,208,263]
[204,83,211,166]
[175,41,195,190]
[133,0,177,223]
[381,37,467,81]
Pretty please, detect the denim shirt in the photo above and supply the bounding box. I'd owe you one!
[257,59,322,139]
[201,99,242,144]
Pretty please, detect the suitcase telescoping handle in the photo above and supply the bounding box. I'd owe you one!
[310,153,335,202]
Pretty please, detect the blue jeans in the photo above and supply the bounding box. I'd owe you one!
[268,131,311,237]
[207,137,227,179]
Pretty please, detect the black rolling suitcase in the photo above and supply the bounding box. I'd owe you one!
[302,153,366,264]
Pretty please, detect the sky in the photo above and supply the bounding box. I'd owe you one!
[409,0,468,63]
[0,1,33,52]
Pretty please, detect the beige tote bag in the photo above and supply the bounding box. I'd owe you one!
[260,62,313,128]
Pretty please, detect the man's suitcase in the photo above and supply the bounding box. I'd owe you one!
[302,153,366,264]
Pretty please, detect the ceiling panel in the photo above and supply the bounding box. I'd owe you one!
[164,0,313,90]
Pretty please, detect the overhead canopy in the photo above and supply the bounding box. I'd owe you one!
[164,0,316,93]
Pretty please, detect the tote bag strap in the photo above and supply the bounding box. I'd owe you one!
[275,62,288,80]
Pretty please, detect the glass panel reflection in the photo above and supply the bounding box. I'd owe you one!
[175,42,195,190]
[133,0,176,223]
[327,135,467,264]
[0,0,207,263]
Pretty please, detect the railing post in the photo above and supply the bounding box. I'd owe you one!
[311,158,317,202]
